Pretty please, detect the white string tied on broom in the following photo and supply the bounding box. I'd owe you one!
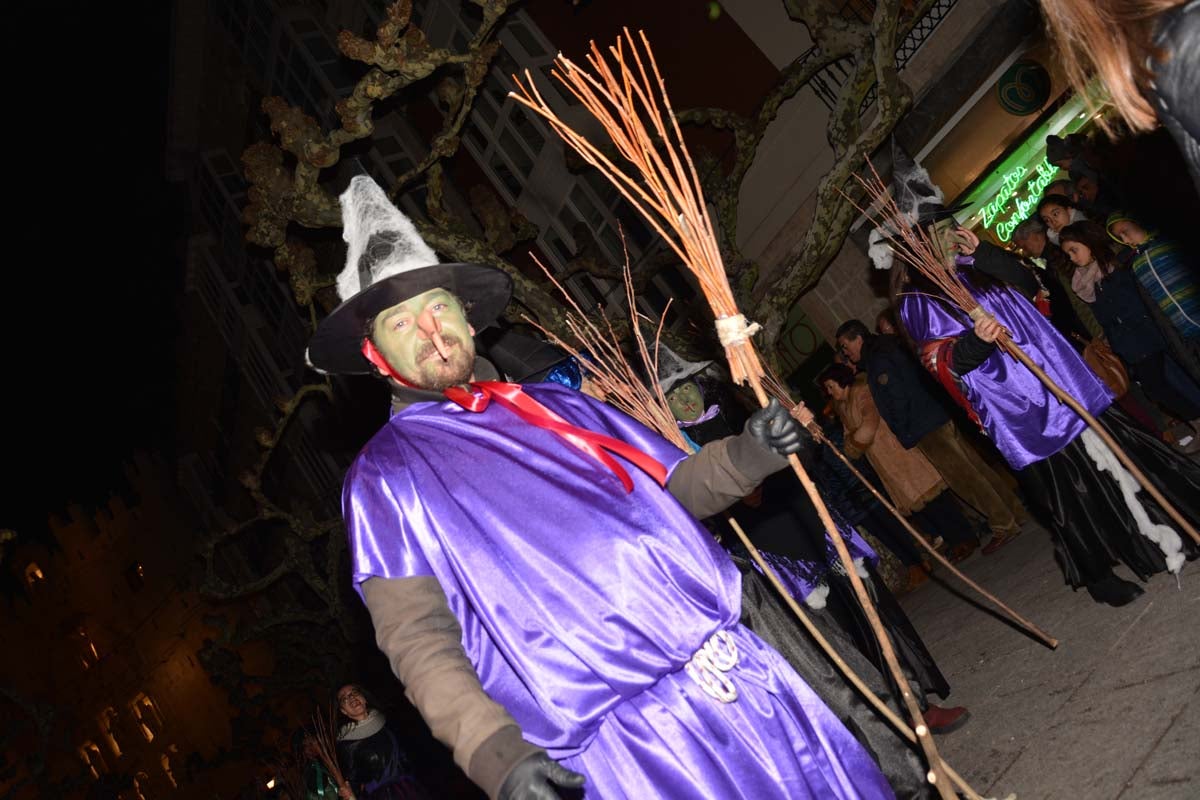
[715,314,762,347]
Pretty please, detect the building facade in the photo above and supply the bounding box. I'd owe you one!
[0,455,257,800]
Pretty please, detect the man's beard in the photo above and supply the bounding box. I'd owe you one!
[412,335,474,391]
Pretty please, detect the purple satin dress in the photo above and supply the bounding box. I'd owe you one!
[345,383,893,799]
[900,273,1113,469]
[758,524,878,605]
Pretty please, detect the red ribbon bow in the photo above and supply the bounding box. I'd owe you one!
[444,381,667,493]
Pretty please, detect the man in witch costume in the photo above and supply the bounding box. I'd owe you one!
[309,177,895,800]
[876,155,1200,606]
[845,149,1029,562]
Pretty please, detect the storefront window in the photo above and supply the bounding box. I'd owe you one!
[956,90,1104,243]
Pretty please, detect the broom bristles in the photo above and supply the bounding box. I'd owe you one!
[525,251,688,453]
[511,30,740,329]
[311,705,351,797]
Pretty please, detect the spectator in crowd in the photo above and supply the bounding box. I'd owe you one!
[818,362,989,564]
[1046,133,1103,180]
[1072,172,1120,219]
[1011,217,1099,343]
[1037,193,1089,244]
[1043,178,1077,200]
[1106,212,1200,347]
[1059,220,1200,424]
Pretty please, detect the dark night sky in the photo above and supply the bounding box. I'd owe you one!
[4,2,180,541]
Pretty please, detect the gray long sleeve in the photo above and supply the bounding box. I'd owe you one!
[667,430,788,519]
[361,576,540,798]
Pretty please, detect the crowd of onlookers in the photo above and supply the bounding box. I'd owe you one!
[806,121,1200,607]
[1015,132,1200,449]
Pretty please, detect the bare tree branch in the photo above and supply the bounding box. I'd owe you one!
[678,0,942,349]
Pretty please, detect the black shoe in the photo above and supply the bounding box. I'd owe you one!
[1086,575,1144,607]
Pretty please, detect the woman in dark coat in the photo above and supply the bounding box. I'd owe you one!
[1040,0,1198,190]
[335,684,428,800]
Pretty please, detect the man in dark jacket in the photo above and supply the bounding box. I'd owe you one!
[834,320,1026,556]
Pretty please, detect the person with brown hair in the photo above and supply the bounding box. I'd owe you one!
[1037,193,1089,244]
[817,362,990,565]
[1039,0,1199,188]
[1011,216,1102,343]
[1059,220,1200,422]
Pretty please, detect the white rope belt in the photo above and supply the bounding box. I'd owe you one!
[684,630,740,703]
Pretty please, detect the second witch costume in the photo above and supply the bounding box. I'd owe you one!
[877,157,1199,606]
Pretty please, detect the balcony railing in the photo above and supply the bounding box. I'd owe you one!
[804,0,960,113]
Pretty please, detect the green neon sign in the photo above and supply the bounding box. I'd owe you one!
[981,157,1057,242]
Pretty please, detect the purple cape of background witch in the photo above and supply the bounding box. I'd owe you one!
[758,519,878,605]
[899,266,1113,469]
[344,382,893,799]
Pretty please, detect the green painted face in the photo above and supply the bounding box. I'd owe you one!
[667,380,704,422]
[370,288,475,390]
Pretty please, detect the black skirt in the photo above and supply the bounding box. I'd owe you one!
[736,561,932,799]
[1015,406,1200,588]
[823,564,951,702]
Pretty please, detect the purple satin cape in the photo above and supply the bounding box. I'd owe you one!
[899,274,1113,469]
[345,384,893,799]
[759,523,878,604]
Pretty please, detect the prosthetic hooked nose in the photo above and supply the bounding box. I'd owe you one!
[417,307,452,361]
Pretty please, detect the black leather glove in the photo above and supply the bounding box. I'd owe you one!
[498,753,586,800]
[746,398,807,456]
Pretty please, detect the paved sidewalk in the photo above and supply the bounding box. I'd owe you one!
[899,526,1199,799]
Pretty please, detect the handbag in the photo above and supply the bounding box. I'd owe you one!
[1080,335,1130,397]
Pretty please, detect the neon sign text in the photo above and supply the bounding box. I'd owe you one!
[981,157,1058,242]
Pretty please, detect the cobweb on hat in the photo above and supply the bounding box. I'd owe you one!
[655,342,712,394]
[336,175,439,301]
[868,147,946,270]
